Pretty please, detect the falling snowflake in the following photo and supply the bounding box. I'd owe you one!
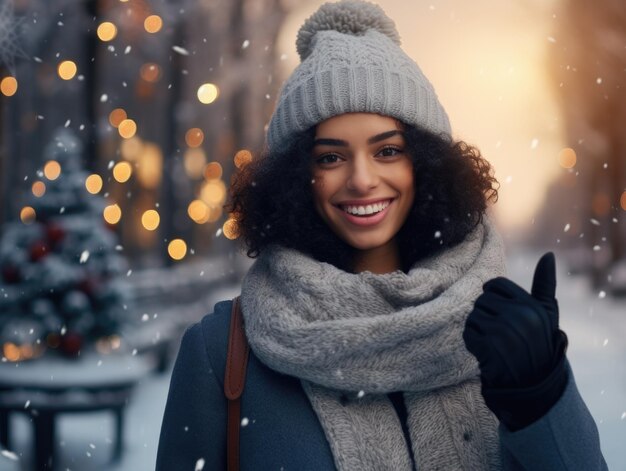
[241,417,249,427]
[1,449,18,461]
[79,250,90,263]
[195,458,206,471]
[0,0,28,75]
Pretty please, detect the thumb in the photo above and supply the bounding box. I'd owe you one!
[531,252,556,304]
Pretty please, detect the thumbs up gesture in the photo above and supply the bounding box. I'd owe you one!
[463,252,569,430]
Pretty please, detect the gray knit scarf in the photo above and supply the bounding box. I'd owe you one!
[240,216,506,470]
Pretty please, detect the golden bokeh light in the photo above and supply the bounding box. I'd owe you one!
[109,108,127,128]
[0,76,18,96]
[120,136,143,161]
[118,119,137,139]
[197,83,219,104]
[223,218,239,240]
[97,22,117,41]
[234,149,253,169]
[167,239,187,260]
[141,209,160,231]
[207,206,222,222]
[184,148,206,179]
[188,199,209,223]
[204,162,223,180]
[558,148,576,169]
[58,60,78,80]
[43,160,62,180]
[136,143,162,188]
[85,174,104,194]
[144,15,163,33]
[113,161,133,183]
[32,181,46,197]
[200,180,226,206]
[20,206,36,225]
[621,191,626,211]
[103,204,122,224]
[3,343,20,362]
[185,128,204,148]
[140,63,161,83]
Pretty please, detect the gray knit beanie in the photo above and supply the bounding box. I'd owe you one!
[266,0,452,154]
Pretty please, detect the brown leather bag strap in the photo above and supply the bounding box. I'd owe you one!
[225,296,249,471]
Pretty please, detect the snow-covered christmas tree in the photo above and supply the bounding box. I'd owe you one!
[0,128,132,360]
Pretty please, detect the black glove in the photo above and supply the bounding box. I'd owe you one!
[463,252,568,431]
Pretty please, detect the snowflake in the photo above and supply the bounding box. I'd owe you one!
[0,0,28,75]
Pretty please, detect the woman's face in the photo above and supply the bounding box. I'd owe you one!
[311,113,415,253]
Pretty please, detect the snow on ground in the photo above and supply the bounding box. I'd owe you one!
[1,249,624,470]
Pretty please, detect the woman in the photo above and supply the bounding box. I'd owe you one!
[156,1,607,469]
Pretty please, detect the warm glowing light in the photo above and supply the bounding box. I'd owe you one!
[20,206,36,225]
[103,204,122,224]
[113,161,133,182]
[118,119,137,139]
[58,60,78,80]
[621,191,626,211]
[141,209,160,230]
[140,63,161,82]
[3,343,20,362]
[200,180,226,206]
[109,108,127,128]
[204,162,223,180]
[0,76,17,96]
[234,149,253,169]
[168,239,187,260]
[223,218,239,240]
[120,136,143,161]
[558,148,576,169]
[188,200,209,223]
[85,174,103,194]
[207,206,222,222]
[97,22,117,41]
[144,15,163,33]
[44,160,62,180]
[20,344,34,360]
[185,128,204,148]
[184,148,206,179]
[197,83,219,104]
[592,193,611,217]
[136,143,162,188]
[32,181,46,197]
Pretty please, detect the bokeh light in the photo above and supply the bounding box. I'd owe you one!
[621,191,626,211]
[32,181,46,197]
[85,174,103,194]
[144,15,163,33]
[204,162,223,180]
[43,160,62,180]
[58,60,77,80]
[136,143,162,189]
[0,77,18,96]
[103,204,122,224]
[184,148,206,179]
[558,148,576,169]
[223,218,239,240]
[113,162,133,183]
[200,180,226,206]
[141,209,160,231]
[118,119,137,139]
[97,22,117,41]
[234,149,253,169]
[185,128,204,148]
[109,108,127,128]
[140,63,161,83]
[120,136,143,161]
[167,239,187,260]
[187,200,209,224]
[3,343,20,362]
[20,206,36,225]
[197,83,219,104]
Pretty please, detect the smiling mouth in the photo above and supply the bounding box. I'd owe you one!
[338,199,393,217]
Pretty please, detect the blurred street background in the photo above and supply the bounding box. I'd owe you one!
[0,0,624,470]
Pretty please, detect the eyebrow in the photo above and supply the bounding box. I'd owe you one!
[313,130,403,147]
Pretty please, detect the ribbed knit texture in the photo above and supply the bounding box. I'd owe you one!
[267,1,451,154]
[240,215,506,470]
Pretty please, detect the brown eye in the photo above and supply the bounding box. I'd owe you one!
[378,146,403,158]
[315,154,341,165]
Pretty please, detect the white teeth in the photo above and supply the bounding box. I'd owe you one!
[341,200,391,216]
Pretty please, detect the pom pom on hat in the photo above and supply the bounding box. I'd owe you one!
[296,0,401,61]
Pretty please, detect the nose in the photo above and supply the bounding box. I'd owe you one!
[346,154,379,192]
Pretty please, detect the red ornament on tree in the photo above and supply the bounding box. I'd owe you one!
[46,223,66,248]
[60,332,83,357]
[29,241,49,262]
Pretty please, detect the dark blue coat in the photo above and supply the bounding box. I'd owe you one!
[156,300,608,470]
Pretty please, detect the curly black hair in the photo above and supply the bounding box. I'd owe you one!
[227,124,498,273]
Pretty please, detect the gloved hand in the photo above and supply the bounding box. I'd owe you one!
[463,252,569,431]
